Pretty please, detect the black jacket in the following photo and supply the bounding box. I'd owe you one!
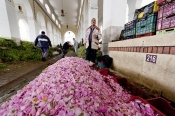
[34,34,52,48]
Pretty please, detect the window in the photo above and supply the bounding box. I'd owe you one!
[56,20,58,25]
[52,14,55,21]
[45,4,51,14]
[39,0,43,4]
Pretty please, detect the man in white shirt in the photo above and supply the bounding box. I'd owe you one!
[84,18,102,62]
[73,38,78,53]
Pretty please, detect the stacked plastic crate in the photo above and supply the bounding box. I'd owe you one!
[124,20,136,40]
[134,1,159,38]
[136,14,157,38]
[156,0,175,35]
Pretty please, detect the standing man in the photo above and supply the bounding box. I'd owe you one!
[34,31,52,61]
[84,18,102,63]
[73,38,78,53]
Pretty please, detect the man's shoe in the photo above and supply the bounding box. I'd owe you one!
[43,57,46,61]
[42,57,46,61]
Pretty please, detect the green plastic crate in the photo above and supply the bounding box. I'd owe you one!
[147,14,157,24]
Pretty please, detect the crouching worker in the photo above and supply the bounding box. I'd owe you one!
[34,31,52,61]
[97,55,113,69]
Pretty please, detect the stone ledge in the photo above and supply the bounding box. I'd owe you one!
[109,46,175,55]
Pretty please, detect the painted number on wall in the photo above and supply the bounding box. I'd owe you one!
[146,54,157,63]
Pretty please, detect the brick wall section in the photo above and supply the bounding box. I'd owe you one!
[144,47,148,53]
[140,47,144,52]
[157,47,163,54]
[152,47,157,53]
[148,47,152,53]
[137,47,140,52]
[170,47,175,55]
[108,46,175,55]
[163,47,170,54]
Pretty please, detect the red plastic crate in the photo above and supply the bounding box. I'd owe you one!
[147,97,175,116]
[98,68,109,76]
[136,32,155,38]
[130,96,166,116]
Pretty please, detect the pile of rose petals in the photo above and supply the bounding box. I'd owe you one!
[0,57,156,116]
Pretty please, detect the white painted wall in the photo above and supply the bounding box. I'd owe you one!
[0,0,20,43]
[0,0,60,45]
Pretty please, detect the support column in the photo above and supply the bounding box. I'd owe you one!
[83,0,89,40]
[88,0,98,25]
[128,0,137,22]
[48,31,54,45]
[28,18,38,42]
[0,0,20,43]
[102,0,127,55]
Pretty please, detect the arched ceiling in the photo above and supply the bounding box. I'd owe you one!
[47,0,82,26]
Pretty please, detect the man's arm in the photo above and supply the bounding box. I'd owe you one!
[47,37,52,47]
[34,36,38,47]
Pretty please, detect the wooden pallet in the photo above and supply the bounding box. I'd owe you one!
[156,28,175,35]
[136,32,155,38]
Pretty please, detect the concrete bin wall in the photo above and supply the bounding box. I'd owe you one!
[108,33,175,102]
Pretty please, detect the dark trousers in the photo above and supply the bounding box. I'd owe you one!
[40,47,49,58]
[86,46,97,63]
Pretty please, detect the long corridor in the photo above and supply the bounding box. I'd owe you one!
[0,0,175,115]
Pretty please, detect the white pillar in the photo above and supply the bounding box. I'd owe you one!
[48,31,54,45]
[83,0,90,32]
[88,0,98,25]
[128,0,137,22]
[103,0,127,29]
[28,18,38,42]
[102,0,127,55]
[0,0,20,43]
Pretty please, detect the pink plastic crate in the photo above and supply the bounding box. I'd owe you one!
[158,6,164,19]
[172,2,175,14]
[158,1,175,19]
[162,18,171,29]
[157,16,175,30]
[163,4,173,17]
[170,15,175,27]
[157,18,163,30]
[158,0,165,5]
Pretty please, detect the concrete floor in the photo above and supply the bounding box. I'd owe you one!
[0,55,63,105]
